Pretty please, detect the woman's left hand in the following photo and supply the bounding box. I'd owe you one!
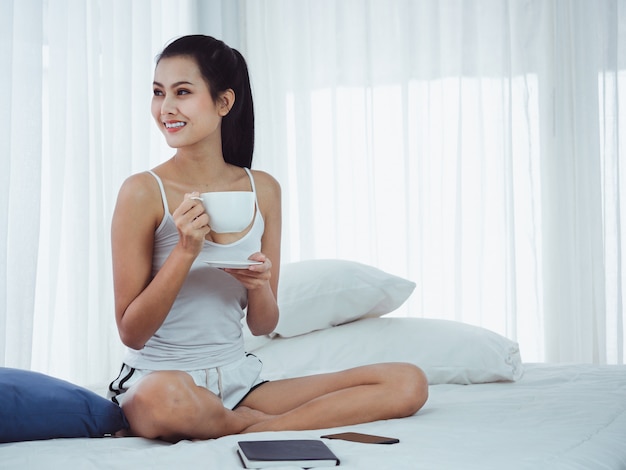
[224,252,272,291]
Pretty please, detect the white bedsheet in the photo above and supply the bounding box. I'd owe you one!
[2,363,626,469]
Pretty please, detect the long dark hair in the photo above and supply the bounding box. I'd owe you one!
[157,35,254,168]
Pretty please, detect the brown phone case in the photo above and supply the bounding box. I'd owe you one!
[320,432,400,444]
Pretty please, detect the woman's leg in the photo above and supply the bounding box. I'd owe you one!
[120,370,273,442]
[239,362,428,433]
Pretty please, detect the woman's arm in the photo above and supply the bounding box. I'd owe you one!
[111,172,210,349]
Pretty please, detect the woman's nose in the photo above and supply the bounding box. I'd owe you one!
[161,94,176,115]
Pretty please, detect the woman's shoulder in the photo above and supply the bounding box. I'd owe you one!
[115,171,163,216]
[118,171,160,198]
[249,169,281,197]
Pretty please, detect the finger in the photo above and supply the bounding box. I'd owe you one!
[183,192,200,204]
[249,258,271,273]
[247,252,265,262]
[190,218,210,233]
[184,192,203,207]
[192,213,210,228]
[186,202,207,221]
[233,268,271,283]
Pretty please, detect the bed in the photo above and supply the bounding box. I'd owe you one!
[2,260,626,469]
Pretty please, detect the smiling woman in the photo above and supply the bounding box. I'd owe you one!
[106,34,427,442]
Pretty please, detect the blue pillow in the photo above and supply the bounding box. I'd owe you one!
[0,367,128,443]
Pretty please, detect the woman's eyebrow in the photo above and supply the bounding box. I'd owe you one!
[152,80,195,88]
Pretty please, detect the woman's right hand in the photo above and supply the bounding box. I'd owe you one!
[173,192,211,256]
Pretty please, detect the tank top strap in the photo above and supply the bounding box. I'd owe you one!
[147,170,170,215]
[243,167,258,205]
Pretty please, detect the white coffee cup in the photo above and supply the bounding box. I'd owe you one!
[191,191,255,233]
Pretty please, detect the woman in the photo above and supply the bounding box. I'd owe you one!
[109,35,428,442]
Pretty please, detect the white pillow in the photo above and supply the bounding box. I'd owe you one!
[252,317,524,385]
[274,259,416,338]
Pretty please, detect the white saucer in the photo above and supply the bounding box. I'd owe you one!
[203,260,263,269]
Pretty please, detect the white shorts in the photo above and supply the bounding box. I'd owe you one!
[107,353,266,410]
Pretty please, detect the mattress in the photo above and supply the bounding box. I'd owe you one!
[2,363,625,469]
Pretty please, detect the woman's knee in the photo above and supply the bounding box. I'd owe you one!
[387,363,429,417]
[121,371,197,439]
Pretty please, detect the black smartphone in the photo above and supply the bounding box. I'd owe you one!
[321,432,400,444]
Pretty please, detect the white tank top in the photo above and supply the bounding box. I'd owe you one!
[123,168,264,370]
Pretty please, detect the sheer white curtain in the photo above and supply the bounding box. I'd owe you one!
[243,0,626,364]
[0,0,44,379]
[0,0,205,385]
[1,0,625,389]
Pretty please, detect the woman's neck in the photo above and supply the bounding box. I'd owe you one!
[170,153,239,191]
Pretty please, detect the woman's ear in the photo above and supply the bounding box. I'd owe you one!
[218,89,235,116]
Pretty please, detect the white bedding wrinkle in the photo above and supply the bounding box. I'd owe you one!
[2,364,626,469]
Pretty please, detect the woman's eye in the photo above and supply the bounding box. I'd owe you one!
[177,89,190,95]
[153,89,163,96]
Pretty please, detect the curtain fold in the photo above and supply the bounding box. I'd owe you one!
[539,1,607,363]
[599,0,626,364]
[0,0,43,369]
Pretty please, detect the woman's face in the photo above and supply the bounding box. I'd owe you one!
[151,55,227,150]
